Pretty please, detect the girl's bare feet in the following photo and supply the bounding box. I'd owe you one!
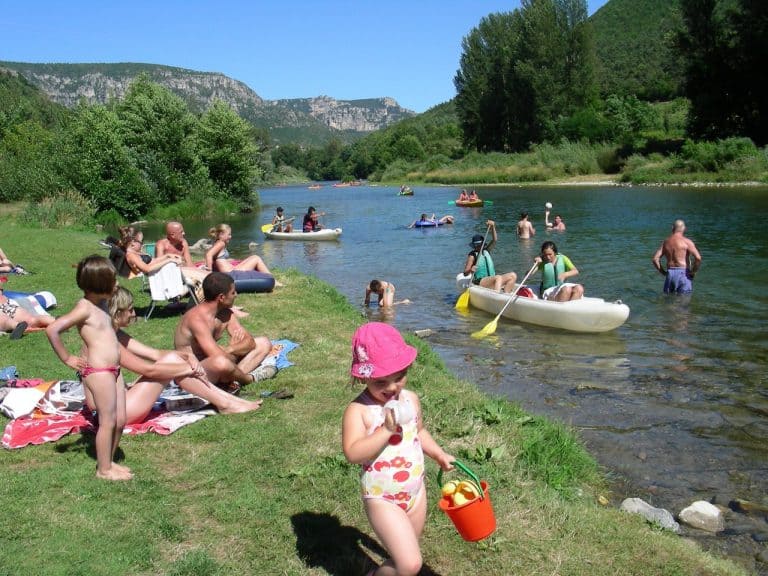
[96,466,133,481]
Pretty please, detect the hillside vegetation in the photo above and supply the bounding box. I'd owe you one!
[591,0,684,100]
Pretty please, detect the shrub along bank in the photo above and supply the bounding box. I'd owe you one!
[0,223,745,575]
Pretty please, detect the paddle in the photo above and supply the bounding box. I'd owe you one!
[261,217,295,233]
[471,262,539,338]
[455,224,492,311]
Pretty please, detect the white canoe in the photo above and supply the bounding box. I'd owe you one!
[264,228,342,241]
[464,283,630,333]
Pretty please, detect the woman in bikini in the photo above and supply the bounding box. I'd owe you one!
[205,224,281,289]
[118,228,183,278]
[109,287,262,421]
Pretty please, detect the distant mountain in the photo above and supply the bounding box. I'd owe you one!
[590,0,684,100]
[0,61,415,146]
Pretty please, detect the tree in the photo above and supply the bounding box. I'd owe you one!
[197,100,259,206]
[454,0,596,152]
[116,75,207,204]
[58,104,152,219]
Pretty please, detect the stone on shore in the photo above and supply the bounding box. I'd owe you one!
[620,497,680,533]
[679,501,725,533]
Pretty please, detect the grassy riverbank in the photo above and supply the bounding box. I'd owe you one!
[0,224,746,575]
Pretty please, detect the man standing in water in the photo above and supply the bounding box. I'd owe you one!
[652,219,702,294]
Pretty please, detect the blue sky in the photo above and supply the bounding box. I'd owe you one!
[1,1,609,113]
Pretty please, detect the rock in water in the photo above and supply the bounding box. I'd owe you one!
[679,501,725,533]
[620,497,680,533]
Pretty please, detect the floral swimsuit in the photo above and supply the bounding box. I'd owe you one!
[360,391,424,511]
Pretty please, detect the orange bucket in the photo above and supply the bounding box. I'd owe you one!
[437,461,496,542]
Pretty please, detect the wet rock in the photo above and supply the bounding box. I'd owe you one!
[413,329,434,339]
[753,531,768,543]
[620,497,680,533]
[679,501,725,533]
[730,498,768,516]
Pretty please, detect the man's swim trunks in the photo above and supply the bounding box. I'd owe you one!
[664,267,693,294]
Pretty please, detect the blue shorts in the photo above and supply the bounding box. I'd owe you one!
[664,267,693,294]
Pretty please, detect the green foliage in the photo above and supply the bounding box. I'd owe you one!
[454,1,597,152]
[0,120,63,201]
[591,0,684,100]
[57,103,154,220]
[147,191,239,221]
[0,70,67,136]
[116,75,208,206]
[677,137,759,172]
[518,416,600,497]
[676,0,768,145]
[197,101,259,208]
[18,188,95,228]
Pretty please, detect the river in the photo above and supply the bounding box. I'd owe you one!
[144,182,768,570]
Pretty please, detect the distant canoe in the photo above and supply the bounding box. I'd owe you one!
[264,228,342,241]
[455,199,484,207]
[308,184,322,189]
[398,186,414,196]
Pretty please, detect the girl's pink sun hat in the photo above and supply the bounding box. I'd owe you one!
[350,322,417,379]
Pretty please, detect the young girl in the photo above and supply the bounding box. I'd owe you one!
[46,255,131,481]
[364,280,410,308]
[342,322,454,576]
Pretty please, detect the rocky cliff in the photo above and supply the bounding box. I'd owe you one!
[0,62,414,145]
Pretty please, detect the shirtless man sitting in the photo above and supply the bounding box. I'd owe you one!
[1,288,55,339]
[173,272,276,393]
[516,212,536,239]
[652,219,702,294]
[155,221,208,284]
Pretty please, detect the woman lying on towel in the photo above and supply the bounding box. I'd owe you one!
[1,287,54,339]
[109,287,262,422]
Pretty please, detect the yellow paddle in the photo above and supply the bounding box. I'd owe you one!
[471,262,539,338]
[261,217,295,233]
[455,224,492,311]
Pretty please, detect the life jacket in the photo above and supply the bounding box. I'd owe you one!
[471,249,495,280]
[540,255,566,293]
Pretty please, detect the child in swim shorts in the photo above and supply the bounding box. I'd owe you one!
[342,322,454,576]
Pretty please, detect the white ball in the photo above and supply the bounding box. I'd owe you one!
[545,202,553,209]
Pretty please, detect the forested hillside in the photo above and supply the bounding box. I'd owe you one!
[591,0,684,100]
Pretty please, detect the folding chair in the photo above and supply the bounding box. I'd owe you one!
[145,262,199,319]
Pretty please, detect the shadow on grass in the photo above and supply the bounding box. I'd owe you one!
[53,428,127,464]
[291,511,443,576]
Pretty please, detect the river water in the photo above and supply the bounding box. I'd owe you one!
[145,183,768,568]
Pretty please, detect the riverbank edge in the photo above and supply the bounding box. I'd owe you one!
[380,174,767,188]
[0,224,747,575]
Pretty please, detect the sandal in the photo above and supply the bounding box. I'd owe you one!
[10,321,28,340]
[216,381,241,396]
[259,389,294,400]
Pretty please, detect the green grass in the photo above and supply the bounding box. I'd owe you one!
[0,222,748,575]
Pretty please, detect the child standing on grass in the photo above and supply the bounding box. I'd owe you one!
[46,255,132,481]
[342,322,454,576]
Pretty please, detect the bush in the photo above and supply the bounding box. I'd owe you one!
[18,189,95,228]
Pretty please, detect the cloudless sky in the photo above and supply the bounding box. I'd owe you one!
[1,1,608,113]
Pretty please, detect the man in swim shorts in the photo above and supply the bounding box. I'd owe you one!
[173,272,275,392]
[652,219,702,294]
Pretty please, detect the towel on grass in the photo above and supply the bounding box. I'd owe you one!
[2,407,217,449]
[1,339,299,449]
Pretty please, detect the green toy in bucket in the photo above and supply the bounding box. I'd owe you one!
[437,460,496,542]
